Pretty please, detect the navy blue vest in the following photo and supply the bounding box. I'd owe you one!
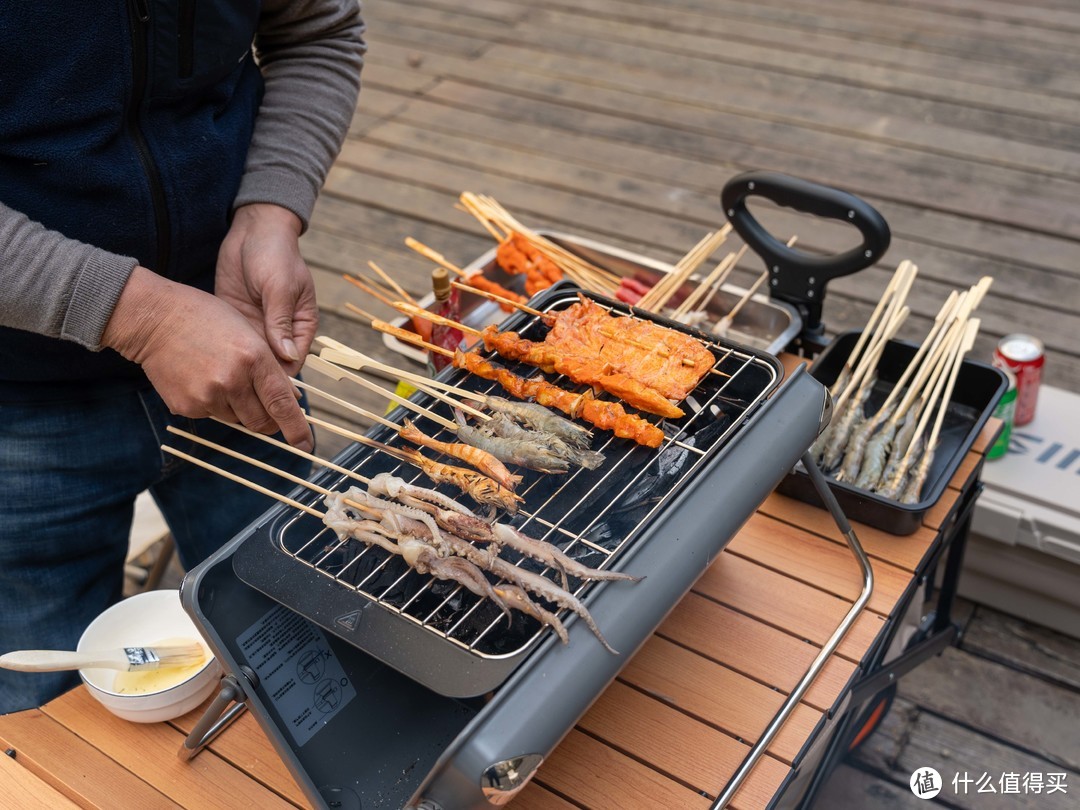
[0,1,264,393]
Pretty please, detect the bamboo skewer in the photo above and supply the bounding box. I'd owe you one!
[209,417,370,487]
[405,238,471,278]
[456,194,511,242]
[459,193,621,292]
[891,317,980,502]
[925,318,980,457]
[301,357,460,431]
[831,261,914,398]
[877,290,960,425]
[449,281,545,318]
[165,429,392,525]
[343,273,399,310]
[894,317,968,471]
[885,291,965,427]
[713,271,768,337]
[161,445,325,519]
[314,336,480,401]
[638,227,732,311]
[833,301,910,416]
[672,244,748,318]
[344,303,453,357]
[368,261,419,308]
[307,342,488,422]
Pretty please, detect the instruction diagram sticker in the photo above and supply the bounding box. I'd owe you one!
[238,604,356,747]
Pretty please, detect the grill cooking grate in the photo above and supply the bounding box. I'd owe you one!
[266,292,779,658]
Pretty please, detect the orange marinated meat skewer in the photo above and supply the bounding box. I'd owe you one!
[479,325,684,419]
[453,350,665,448]
[462,273,527,312]
[496,232,563,296]
[541,296,716,399]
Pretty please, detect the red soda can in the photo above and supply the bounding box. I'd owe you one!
[993,334,1044,426]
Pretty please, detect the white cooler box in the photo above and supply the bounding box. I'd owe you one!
[963,385,1080,639]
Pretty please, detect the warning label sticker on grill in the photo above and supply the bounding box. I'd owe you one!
[239,604,356,747]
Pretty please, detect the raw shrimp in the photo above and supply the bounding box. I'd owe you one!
[484,396,592,448]
[485,414,604,471]
[454,411,570,474]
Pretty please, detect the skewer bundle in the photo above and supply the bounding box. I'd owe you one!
[812,260,993,503]
[458,192,621,294]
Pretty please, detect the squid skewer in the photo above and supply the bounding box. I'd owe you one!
[329,515,512,619]
[163,438,619,650]
[328,494,618,652]
[360,476,641,590]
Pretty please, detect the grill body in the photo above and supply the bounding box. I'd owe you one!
[182,366,829,810]
[231,287,789,696]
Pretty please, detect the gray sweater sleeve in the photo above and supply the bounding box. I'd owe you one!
[234,0,366,229]
[0,202,139,349]
[0,0,365,350]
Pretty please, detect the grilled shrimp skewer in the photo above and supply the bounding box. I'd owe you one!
[484,396,592,448]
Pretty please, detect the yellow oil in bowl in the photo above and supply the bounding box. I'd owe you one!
[111,638,208,695]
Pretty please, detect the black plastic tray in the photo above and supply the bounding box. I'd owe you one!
[776,331,1006,535]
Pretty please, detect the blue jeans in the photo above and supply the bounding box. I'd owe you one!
[0,383,311,714]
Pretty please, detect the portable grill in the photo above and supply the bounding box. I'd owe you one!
[180,173,884,808]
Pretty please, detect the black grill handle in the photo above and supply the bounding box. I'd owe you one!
[721,171,890,336]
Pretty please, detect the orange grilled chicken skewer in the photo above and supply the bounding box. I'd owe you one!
[392,300,690,420]
[348,304,665,448]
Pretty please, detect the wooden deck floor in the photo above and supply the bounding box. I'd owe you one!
[306,0,1080,405]
[297,0,1080,806]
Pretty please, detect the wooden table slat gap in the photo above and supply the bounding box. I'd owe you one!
[573,724,721,801]
[685,586,864,666]
[722,548,890,621]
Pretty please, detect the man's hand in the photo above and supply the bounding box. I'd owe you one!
[215,203,318,377]
[102,266,314,452]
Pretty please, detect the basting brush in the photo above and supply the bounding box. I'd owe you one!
[0,640,206,673]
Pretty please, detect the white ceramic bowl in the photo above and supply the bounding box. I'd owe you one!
[77,590,221,723]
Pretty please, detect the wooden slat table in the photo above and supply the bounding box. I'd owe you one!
[0,360,999,809]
